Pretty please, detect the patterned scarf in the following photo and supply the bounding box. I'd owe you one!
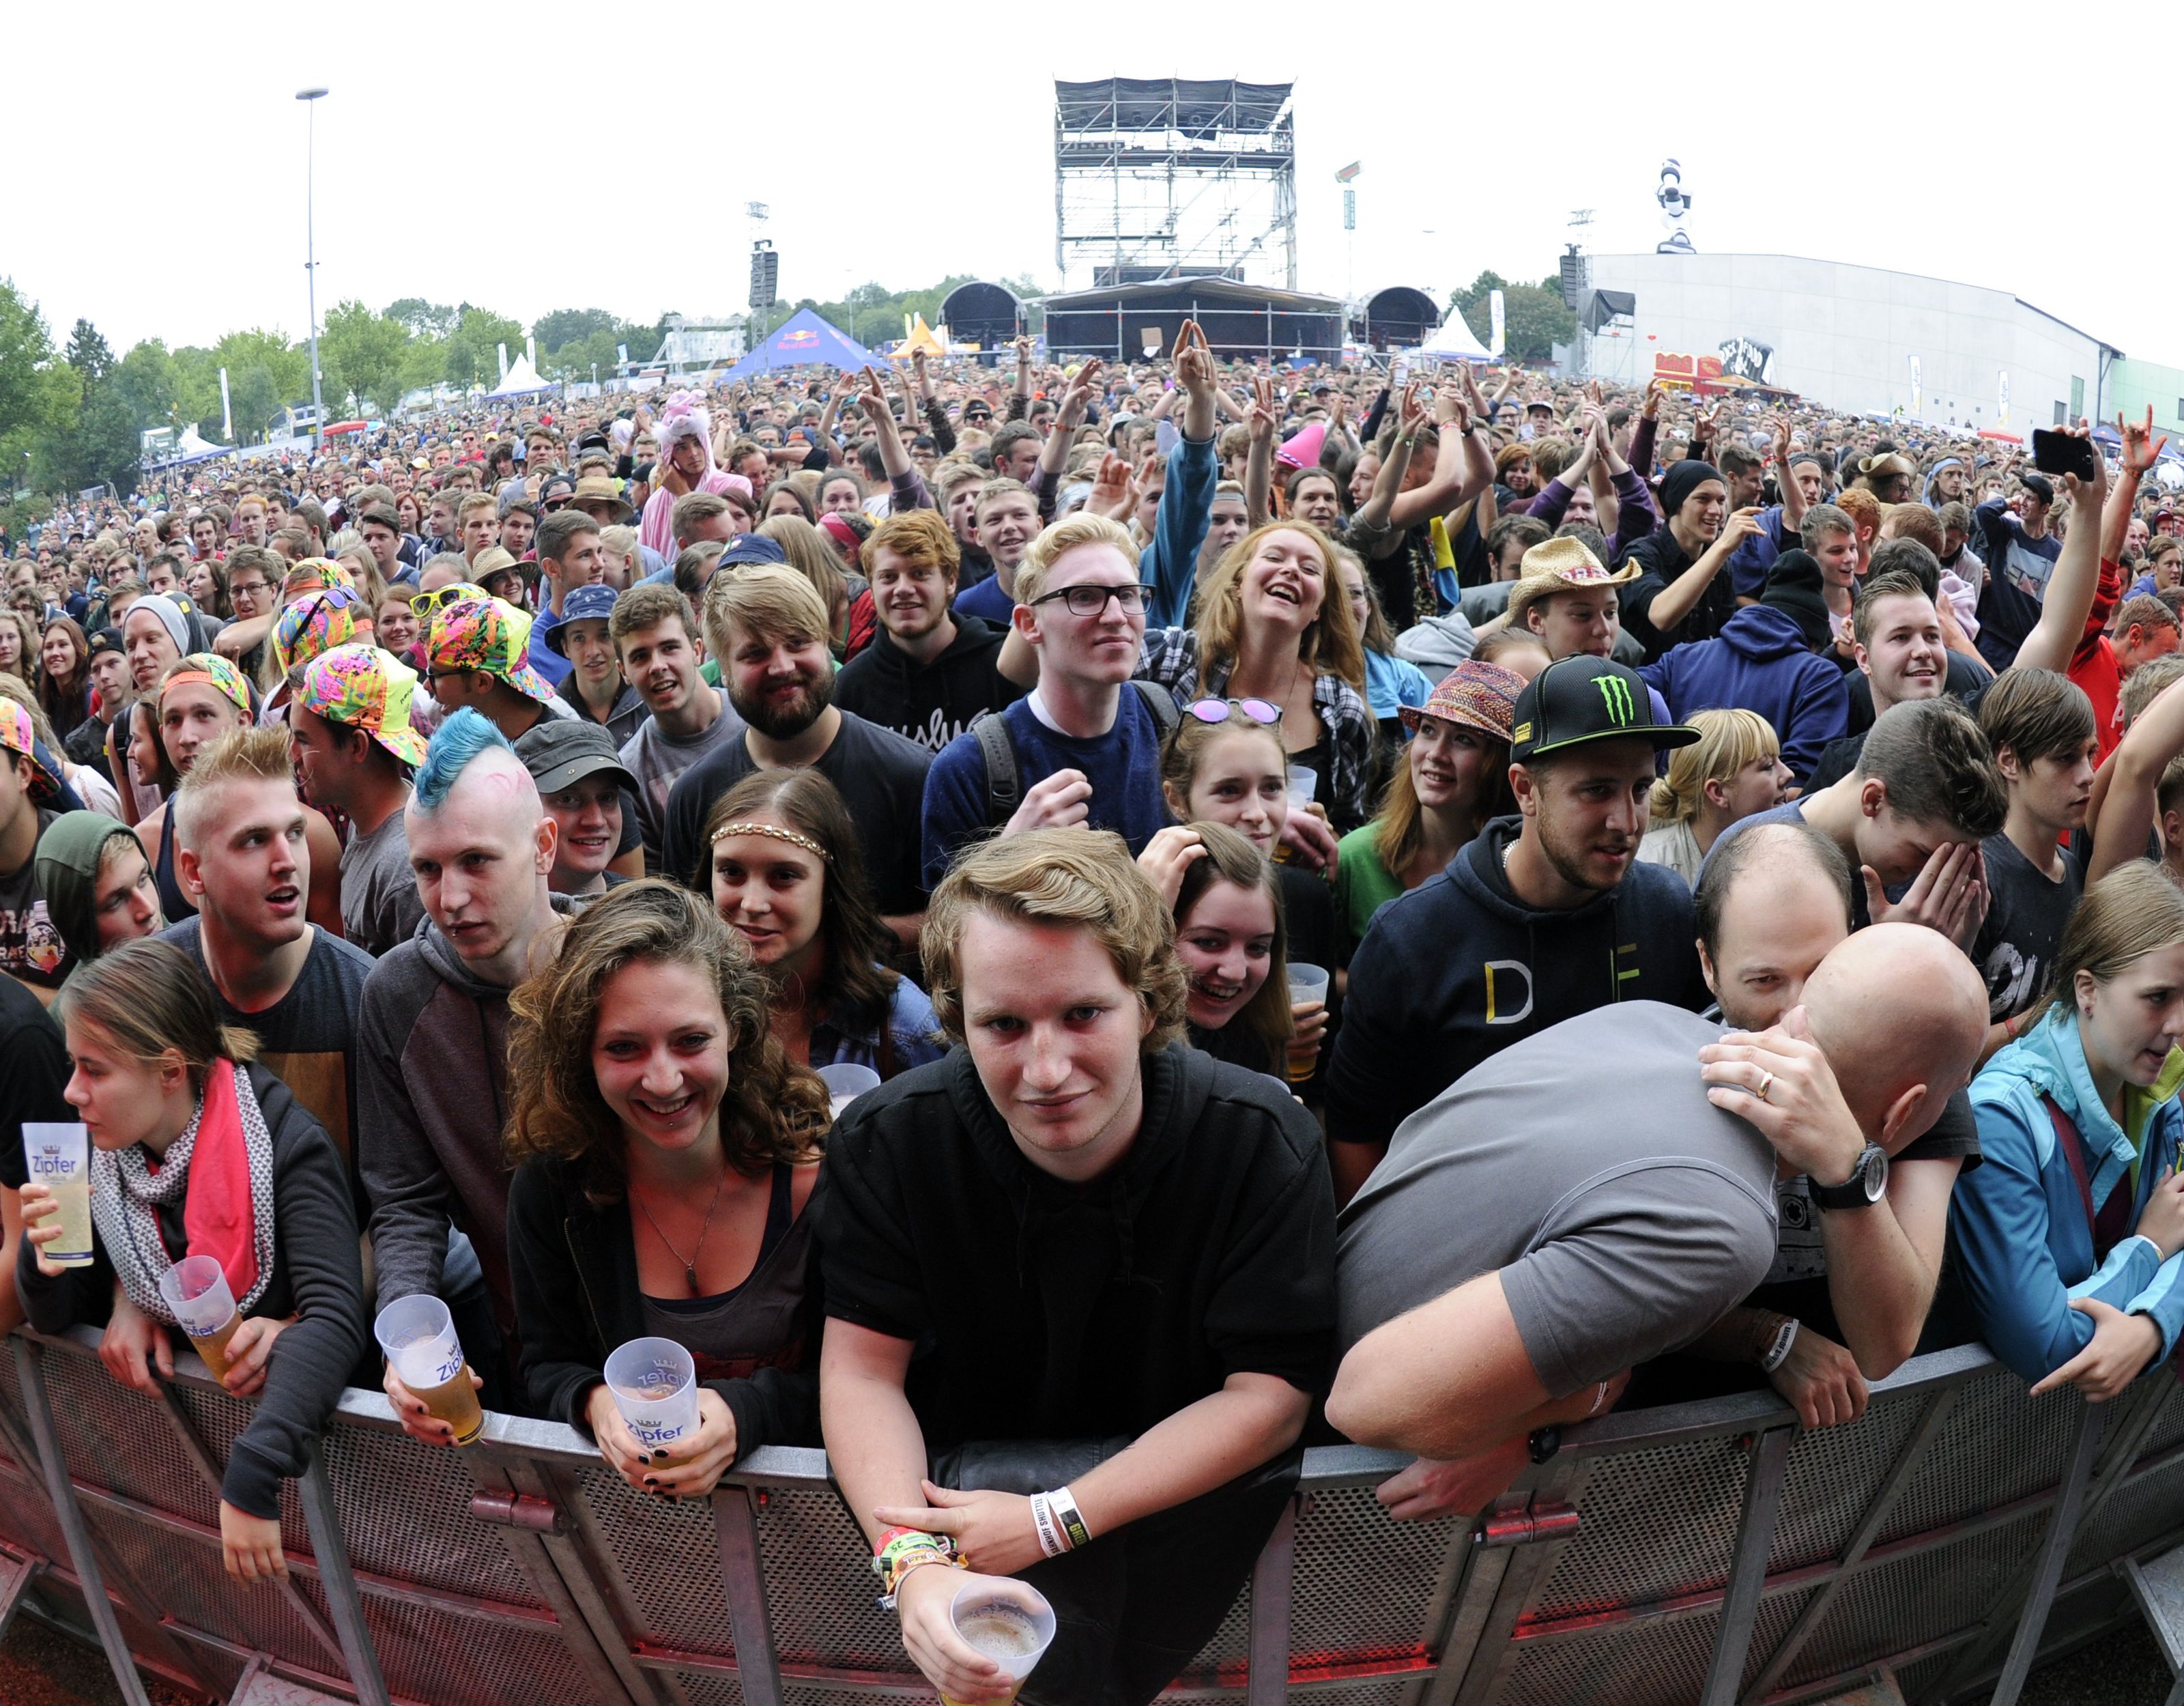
[92,1059,278,1324]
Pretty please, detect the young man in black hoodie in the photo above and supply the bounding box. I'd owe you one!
[814,829,1334,1706]
[833,508,1022,754]
[1326,655,1709,1202]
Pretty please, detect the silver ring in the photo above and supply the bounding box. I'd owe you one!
[1757,1070,1775,1105]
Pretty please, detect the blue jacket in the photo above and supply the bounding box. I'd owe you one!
[1953,1009,2184,1383]
[811,975,949,1079]
[1639,604,1848,783]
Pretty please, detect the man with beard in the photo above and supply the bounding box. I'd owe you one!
[1618,459,1767,661]
[1324,656,1709,1202]
[833,509,1023,752]
[660,566,930,946]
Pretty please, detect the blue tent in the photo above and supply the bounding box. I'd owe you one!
[726,309,887,378]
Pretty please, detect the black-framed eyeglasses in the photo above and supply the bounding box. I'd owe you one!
[1029,583,1153,619]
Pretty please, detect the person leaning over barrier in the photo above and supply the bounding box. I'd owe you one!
[1951,865,2184,1399]
[504,881,830,1498]
[1327,922,1987,1522]
[1669,821,1987,1427]
[812,829,1335,1706]
[18,939,367,1582]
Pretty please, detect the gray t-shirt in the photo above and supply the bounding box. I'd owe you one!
[619,697,747,875]
[339,804,424,958]
[1336,1001,1779,1396]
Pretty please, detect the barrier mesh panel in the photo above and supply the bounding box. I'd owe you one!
[1285,1485,1452,1668]
[86,1496,334,1669]
[1768,1389,1924,1573]
[1177,1572,1252,1677]
[0,1455,70,1565]
[2065,1450,2184,1578]
[321,1419,543,1606]
[38,1349,222,1526]
[756,1482,908,1671]
[335,1582,607,1706]
[569,1462,735,1656]
[1780,1509,2048,1689]
[1493,1584,1812,1706]
[1874,1371,2078,1547]
[1527,1435,1750,1621]
[171,1380,313,1554]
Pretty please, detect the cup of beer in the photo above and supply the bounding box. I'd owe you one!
[158,1255,239,1382]
[374,1294,485,1446]
[603,1337,700,1460]
[23,1124,94,1268]
[816,1063,881,1122]
[1284,963,1332,1086]
[941,1579,1057,1706]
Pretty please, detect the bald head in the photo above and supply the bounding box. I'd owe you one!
[1800,922,1989,1151]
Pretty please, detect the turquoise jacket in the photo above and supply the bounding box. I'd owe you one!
[1953,1007,2184,1382]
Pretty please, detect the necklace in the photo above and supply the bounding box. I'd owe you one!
[635,1168,728,1296]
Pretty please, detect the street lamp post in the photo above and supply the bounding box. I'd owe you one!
[297,87,329,455]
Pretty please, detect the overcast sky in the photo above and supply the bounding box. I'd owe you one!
[9,8,2161,371]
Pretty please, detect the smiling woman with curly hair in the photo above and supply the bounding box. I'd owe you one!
[504,879,831,1503]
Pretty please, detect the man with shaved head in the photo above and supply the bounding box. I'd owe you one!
[1326,902,1989,1521]
[357,709,565,1440]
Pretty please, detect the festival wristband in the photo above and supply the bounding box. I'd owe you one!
[1029,1493,1065,1559]
[1046,1485,1091,1552]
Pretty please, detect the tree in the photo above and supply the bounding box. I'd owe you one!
[1450,270,1575,365]
[63,319,114,386]
[48,318,136,490]
[0,281,68,459]
[443,305,526,391]
[208,329,306,443]
[110,340,177,434]
[384,298,457,339]
[319,300,410,414]
[532,308,618,354]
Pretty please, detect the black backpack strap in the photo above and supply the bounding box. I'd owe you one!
[974,711,1020,826]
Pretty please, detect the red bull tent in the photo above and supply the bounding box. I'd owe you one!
[725,308,887,377]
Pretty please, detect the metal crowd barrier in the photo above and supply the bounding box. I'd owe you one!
[0,1327,2179,1706]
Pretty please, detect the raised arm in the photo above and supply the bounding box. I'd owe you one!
[1244,375,1276,528]
[1351,384,1426,535]
[2011,421,2106,676]
[1639,507,1766,636]
[1387,386,1484,531]
[1772,417,1809,534]
[2105,408,2164,567]
[2088,671,2184,885]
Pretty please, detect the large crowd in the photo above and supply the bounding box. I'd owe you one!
[3,328,2183,1703]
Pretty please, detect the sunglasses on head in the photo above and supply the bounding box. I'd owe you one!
[1186,697,1280,727]
[410,583,480,616]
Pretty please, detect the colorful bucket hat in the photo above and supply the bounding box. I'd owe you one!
[426,595,555,705]
[158,653,255,720]
[0,704,63,804]
[1399,659,1527,740]
[298,644,429,767]
[273,583,367,677]
[280,557,355,603]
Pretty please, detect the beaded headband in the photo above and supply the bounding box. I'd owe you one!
[707,821,832,862]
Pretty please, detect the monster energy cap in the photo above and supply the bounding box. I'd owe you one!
[1509,655,1699,764]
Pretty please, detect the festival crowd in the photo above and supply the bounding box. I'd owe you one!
[4,326,2184,1703]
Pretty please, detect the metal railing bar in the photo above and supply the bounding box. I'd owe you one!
[1416,1537,1506,1706]
[469,1452,656,1706]
[1702,1426,1796,1706]
[296,1439,392,1706]
[1246,1496,1298,1706]
[1741,1384,1964,1701]
[10,1337,155,1706]
[710,1485,780,1706]
[1974,1402,2108,1706]
[1446,1461,1586,1706]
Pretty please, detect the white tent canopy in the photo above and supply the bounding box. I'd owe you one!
[1410,314,1494,363]
[487,354,556,398]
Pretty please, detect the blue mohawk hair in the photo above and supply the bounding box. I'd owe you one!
[412,708,515,814]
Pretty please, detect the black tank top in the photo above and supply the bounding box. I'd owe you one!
[639,1165,812,1383]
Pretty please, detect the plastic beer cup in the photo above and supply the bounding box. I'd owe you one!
[374,1294,484,1445]
[816,1063,881,1122]
[23,1124,93,1268]
[1284,763,1317,809]
[1285,963,1332,1085]
[158,1255,239,1382]
[603,1337,700,1462]
[941,1580,1057,1706]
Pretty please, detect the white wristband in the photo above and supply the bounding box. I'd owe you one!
[1028,1493,1065,1559]
[1046,1484,1091,1553]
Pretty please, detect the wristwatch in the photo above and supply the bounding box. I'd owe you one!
[1527,1426,1562,1465]
[1811,1142,1888,1210]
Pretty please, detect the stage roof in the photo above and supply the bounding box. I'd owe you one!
[1054,79,1293,135]
[1041,275,1339,313]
